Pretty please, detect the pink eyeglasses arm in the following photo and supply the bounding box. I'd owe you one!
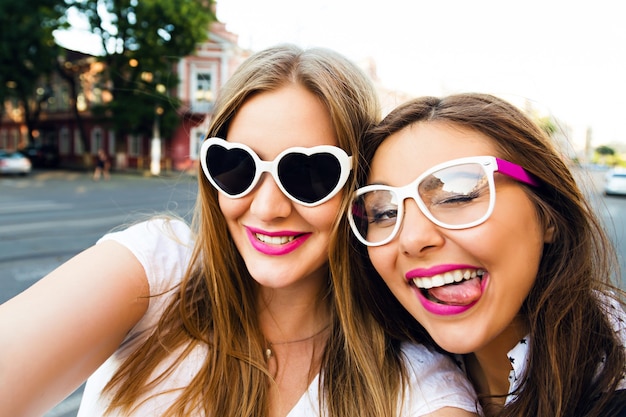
[495,158,539,186]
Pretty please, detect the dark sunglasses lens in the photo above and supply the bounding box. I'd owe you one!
[278,153,341,204]
[206,145,256,195]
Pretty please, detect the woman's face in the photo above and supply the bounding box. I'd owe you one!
[219,84,342,292]
[366,122,553,355]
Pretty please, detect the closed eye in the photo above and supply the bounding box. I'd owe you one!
[429,187,488,207]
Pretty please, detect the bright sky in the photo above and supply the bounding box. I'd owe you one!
[216,0,626,153]
[56,0,626,153]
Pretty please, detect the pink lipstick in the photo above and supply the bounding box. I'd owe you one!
[405,264,478,279]
[406,264,488,316]
[246,226,310,256]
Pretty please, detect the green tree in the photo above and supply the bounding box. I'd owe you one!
[594,145,618,166]
[596,145,615,156]
[0,0,67,145]
[65,0,215,150]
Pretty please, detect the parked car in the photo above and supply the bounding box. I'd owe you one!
[19,144,59,168]
[0,150,32,175]
[604,168,626,196]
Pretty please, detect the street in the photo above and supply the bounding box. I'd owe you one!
[1,170,198,304]
[1,166,626,416]
[577,167,626,288]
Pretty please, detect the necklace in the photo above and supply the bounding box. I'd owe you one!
[264,324,330,360]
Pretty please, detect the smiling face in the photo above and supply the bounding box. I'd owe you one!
[366,121,552,356]
[218,83,342,293]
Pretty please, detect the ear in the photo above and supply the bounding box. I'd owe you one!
[543,223,556,243]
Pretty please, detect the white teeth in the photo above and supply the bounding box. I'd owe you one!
[255,233,295,245]
[431,275,445,287]
[412,269,485,289]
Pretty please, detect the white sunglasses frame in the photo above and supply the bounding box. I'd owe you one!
[348,155,538,247]
[200,137,353,207]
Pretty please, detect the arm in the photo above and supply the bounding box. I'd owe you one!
[0,241,149,417]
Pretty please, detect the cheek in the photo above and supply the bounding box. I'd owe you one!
[218,194,249,224]
[300,197,341,234]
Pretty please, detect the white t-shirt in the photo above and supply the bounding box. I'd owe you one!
[77,219,478,416]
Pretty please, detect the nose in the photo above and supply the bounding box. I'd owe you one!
[397,199,445,257]
[248,173,293,221]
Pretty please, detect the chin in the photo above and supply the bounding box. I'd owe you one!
[427,327,484,355]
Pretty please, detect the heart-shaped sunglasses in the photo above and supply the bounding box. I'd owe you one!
[200,137,353,207]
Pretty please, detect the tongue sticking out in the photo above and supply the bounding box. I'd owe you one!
[427,277,482,306]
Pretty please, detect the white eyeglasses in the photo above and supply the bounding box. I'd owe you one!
[348,156,538,246]
[200,137,353,207]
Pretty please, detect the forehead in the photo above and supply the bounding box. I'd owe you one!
[369,122,498,185]
[226,84,338,159]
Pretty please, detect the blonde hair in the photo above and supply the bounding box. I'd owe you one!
[104,45,408,416]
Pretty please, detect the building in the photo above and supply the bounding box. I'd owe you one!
[169,21,248,172]
[0,20,246,174]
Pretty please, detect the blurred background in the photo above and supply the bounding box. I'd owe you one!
[2,0,625,175]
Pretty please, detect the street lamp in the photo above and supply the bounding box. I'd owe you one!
[150,83,167,176]
[150,105,164,175]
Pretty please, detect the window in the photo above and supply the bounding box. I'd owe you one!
[191,65,217,113]
[0,130,7,149]
[59,127,70,155]
[58,86,70,111]
[189,127,207,160]
[195,73,213,102]
[108,130,115,156]
[9,130,19,150]
[91,127,103,155]
[128,135,142,157]
[74,128,83,155]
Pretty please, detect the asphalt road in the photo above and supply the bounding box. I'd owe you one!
[1,169,198,304]
[577,167,626,288]
[1,166,626,416]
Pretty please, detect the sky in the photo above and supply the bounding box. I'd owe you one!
[56,0,626,153]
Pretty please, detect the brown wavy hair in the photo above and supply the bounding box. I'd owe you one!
[102,44,410,416]
[355,93,626,416]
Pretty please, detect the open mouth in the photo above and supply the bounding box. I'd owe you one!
[411,269,485,306]
[254,233,298,245]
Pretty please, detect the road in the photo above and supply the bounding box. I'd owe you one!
[0,169,198,417]
[1,170,198,304]
[1,166,626,416]
[576,167,626,288]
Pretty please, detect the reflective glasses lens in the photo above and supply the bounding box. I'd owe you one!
[278,152,342,204]
[206,144,256,195]
[351,190,398,245]
[419,163,490,226]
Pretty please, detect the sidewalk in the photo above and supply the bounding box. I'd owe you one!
[26,168,199,182]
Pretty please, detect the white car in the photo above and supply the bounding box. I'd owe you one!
[604,169,626,196]
[0,150,32,175]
